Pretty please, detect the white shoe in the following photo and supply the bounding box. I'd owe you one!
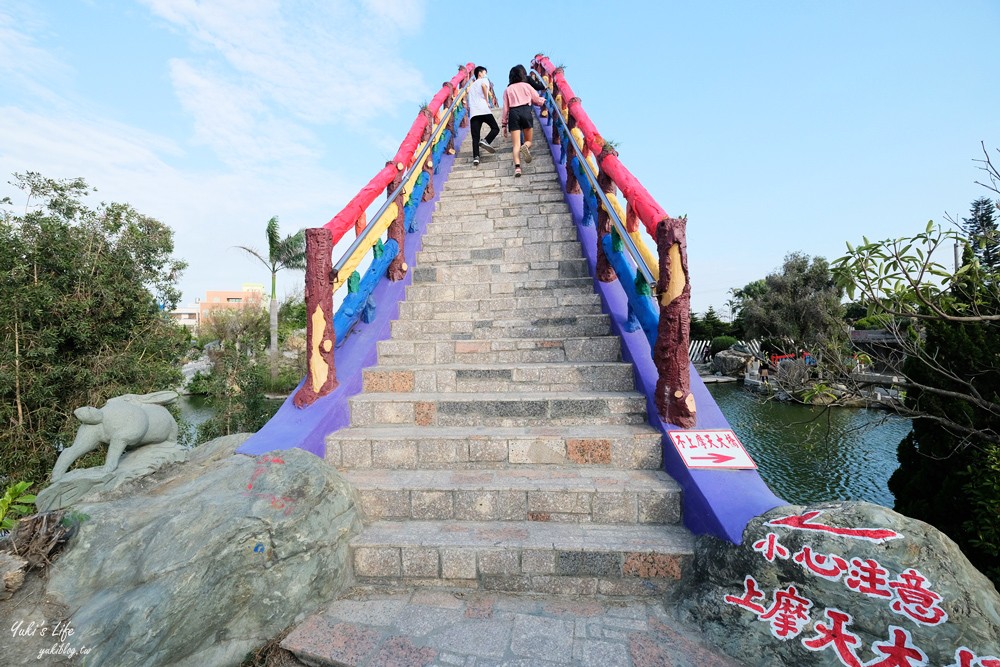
[473,157,480,166]
[520,144,532,164]
[480,140,495,154]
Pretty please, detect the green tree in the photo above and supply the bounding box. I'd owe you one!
[736,253,846,349]
[961,196,1000,269]
[702,306,728,339]
[236,216,306,376]
[196,305,272,441]
[1,172,188,484]
[833,209,1000,585]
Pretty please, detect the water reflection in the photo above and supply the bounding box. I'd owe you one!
[176,395,283,431]
[706,383,911,507]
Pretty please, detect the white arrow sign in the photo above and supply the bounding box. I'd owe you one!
[667,429,757,469]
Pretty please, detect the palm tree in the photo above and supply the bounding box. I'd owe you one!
[236,216,306,376]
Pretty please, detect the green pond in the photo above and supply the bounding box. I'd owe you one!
[706,382,912,507]
[177,395,283,431]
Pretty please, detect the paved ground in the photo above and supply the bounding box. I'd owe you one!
[283,586,744,666]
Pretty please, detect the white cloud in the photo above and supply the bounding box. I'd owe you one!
[140,0,429,133]
[362,0,424,35]
[0,4,71,108]
[1,0,431,304]
[0,104,354,301]
[168,59,319,168]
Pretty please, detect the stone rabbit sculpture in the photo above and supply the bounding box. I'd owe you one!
[51,391,179,481]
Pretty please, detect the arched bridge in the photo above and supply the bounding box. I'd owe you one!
[237,56,784,597]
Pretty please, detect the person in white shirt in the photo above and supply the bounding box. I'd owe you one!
[468,66,499,166]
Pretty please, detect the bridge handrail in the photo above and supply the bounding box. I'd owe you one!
[532,55,695,428]
[331,73,474,289]
[293,63,475,407]
[540,89,655,288]
[323,64,475,246]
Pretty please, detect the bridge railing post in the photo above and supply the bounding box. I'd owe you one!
[596,145,618,283]
[653,216,696,428]
[294,228,338,408]
[386,162,408,281]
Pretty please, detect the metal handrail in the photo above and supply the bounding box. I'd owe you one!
[540,88,657,288]
[331,76,474,279]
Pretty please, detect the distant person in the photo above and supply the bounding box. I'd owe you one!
[515,64,548,118]
[502,66,545,178]
[516,64,546,92]
[468,66,499,167]
[759,357,770,384]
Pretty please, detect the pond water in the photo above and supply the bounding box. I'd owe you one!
[177,395,283,433]
[706,382,912,507]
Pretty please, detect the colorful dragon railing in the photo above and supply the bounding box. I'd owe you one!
[532,55,695,428]
[293,64,474,408]
[530,55,782,542]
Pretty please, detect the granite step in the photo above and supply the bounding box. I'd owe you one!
[347,391,648,428]
[281,587,743,667]
[361,362,634,394]
[347,467,680,525]
[398,293,601,319]
[326,424,662,470]
[376,336,622,365]
[350,520,693,596]
[389,314,611,341]
[404,277,595,302]
[419,224,577,247]
[411,259,589,285]
[423,212,572,235]
[415,240,585,265]
[434,194,565,214]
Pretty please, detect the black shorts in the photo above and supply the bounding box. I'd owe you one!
[507,105,533,132]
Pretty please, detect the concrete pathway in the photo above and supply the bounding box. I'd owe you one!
[283,586,744,666]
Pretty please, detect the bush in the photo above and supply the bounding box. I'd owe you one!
[1,173,187,485]
[186,371,212,396]
[854,314,893,330]
[710,336,738,355]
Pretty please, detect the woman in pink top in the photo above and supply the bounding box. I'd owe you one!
[501,66,545,177]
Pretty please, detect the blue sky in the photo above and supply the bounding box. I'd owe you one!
[2,1,998,317]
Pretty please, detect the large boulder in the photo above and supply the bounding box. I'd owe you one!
[712,349,750,376]
[0,435,362,667]
[670,501,1000,666]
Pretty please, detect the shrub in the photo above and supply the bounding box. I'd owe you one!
[710,336,738,355]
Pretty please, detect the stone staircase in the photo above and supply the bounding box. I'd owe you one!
[282,118,705,666]
[323,121,695,599]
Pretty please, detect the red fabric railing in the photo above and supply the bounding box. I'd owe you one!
[323,63,475,243]
[532,55,672,239]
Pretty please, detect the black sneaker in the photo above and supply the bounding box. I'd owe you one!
[480,140,495,154]
[473,157,480,166]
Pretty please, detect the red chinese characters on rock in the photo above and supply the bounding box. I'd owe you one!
[766,510,902,543]
[866,626,928,667]
[724,575,767,615]
[793,545,849,581]
[759,585,814,640]
[947,648,1000,667]
[845,557,894,599]
[752,532,791,562]
[802,608,864,667]
[888,569,948,626]
[724,577,814,640]
[802,610,931,667]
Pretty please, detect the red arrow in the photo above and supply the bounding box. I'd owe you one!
[689,452,736,464]
[766,510,901,542]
